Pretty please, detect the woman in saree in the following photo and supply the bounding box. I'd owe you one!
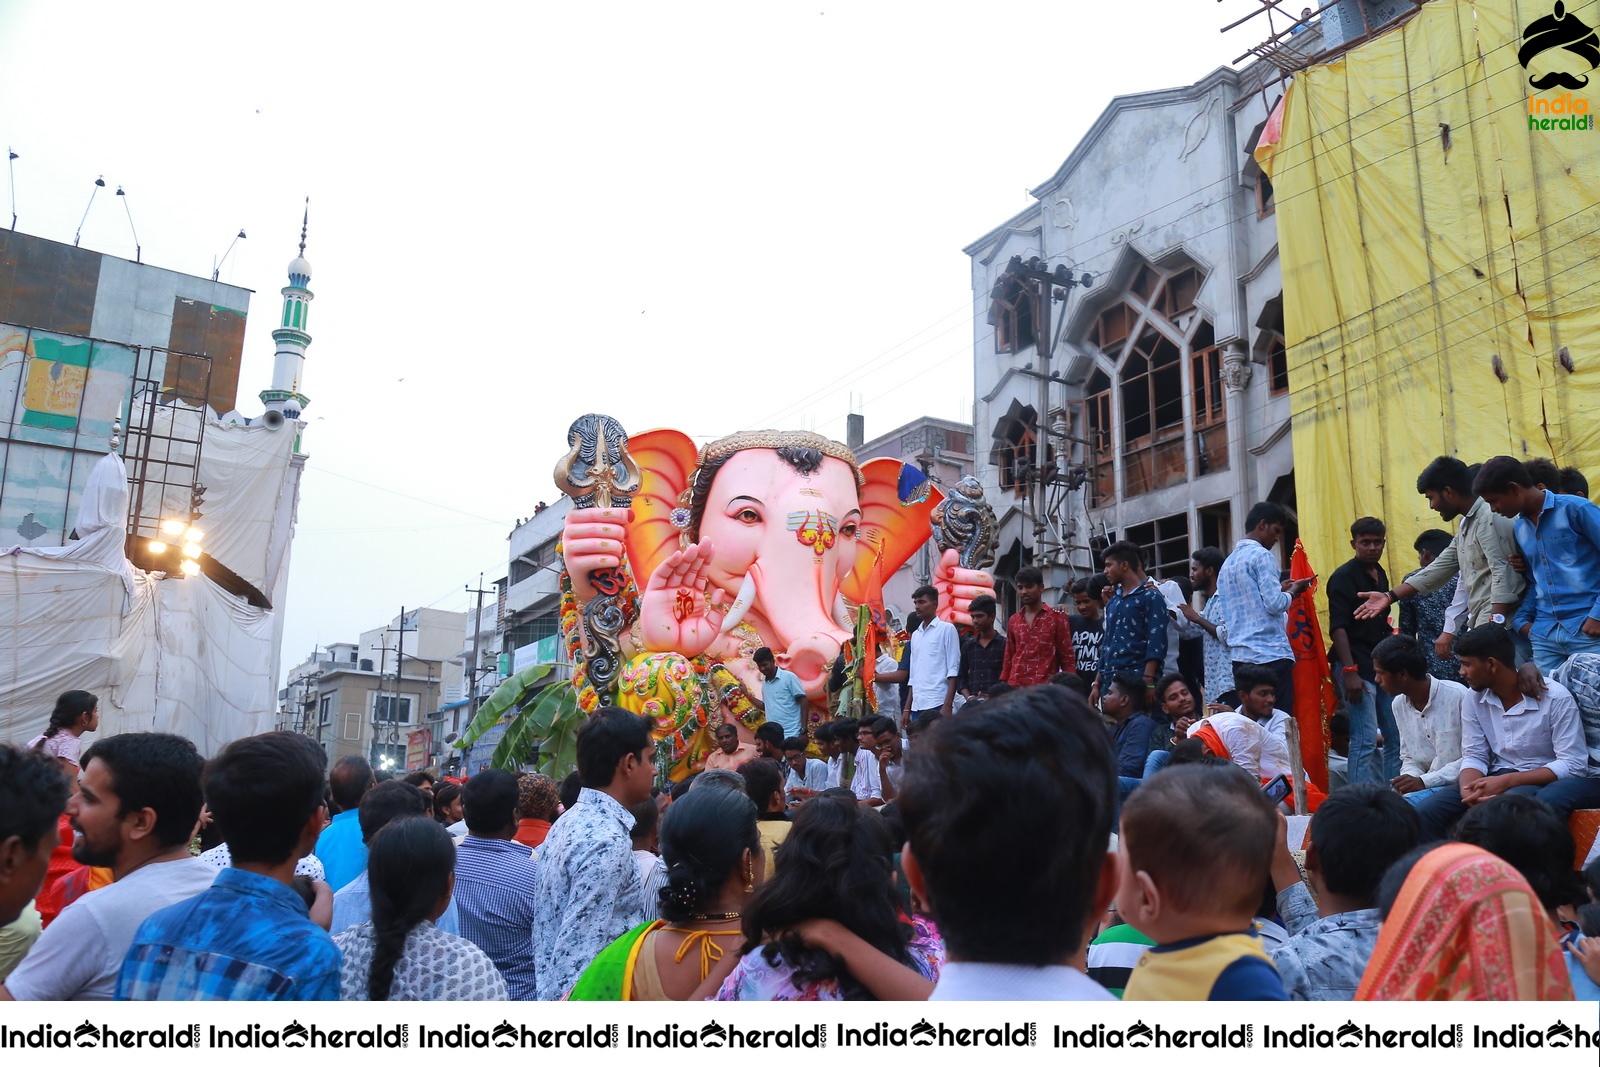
[569,784,762,1000]
[1356,842,1573,1000]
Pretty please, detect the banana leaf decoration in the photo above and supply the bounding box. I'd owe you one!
[454,664,587,779]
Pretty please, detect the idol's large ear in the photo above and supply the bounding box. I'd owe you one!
[624,428,700,587]
[842,459,943,605]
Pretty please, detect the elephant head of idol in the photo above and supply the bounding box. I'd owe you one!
[623,428,943,703]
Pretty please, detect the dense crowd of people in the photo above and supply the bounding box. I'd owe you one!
[3,453,1600,1001]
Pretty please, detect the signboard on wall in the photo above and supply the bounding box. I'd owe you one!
[406,728,430,770]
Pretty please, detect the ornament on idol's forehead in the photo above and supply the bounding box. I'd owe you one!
[554,413,643,694]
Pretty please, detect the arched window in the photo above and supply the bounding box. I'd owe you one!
[1120,326,1188,496]
[988,276,1037,354]
[1085,370,1113,506]
[1077,255,1226,501]
[1256,296,1289,395]
[990,404,1050,497]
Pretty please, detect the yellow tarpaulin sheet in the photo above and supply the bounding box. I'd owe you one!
[1258,0,1600,589]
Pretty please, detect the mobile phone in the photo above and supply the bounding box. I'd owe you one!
[1261,774,1291,804]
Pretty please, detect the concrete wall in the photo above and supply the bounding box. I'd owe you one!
[967,65,1298,604]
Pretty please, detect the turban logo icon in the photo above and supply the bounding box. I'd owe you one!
[1520,1,1600,90]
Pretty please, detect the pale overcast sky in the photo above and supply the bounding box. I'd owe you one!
[0,1,1274,681]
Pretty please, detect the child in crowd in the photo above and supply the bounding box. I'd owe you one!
[902,685,1117,1000]
[1117,763,1286,1000]
[1268,784,1421,1000]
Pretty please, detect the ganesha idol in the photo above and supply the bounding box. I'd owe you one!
[553,414,997,779]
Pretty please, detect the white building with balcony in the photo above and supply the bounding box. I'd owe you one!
[966,56,1304,604]
[504,498,571,668]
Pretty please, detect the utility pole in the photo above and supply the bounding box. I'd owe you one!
[466,575,493,708]
[384,606,408,770]
[991,255,1093,571]
[463,575,495,768]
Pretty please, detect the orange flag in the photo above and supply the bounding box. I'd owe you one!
[1287,538,1336,790]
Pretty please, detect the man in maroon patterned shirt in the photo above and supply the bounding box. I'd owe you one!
[1000,565,1076,687]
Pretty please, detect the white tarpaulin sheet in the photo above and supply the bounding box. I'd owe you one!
[0,437,292,753]
[194,416,297,596]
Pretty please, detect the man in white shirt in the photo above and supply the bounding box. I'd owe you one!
[862,715,907,801]
[874,649,905,715]
[1155,577,1196,677]
[1232,664,1296,778]
[902,685,1115,1000]
[1413,624,1600,840]
[780,736,829,803]
[823,719,882,806]
[906,584,961,723]
[1,734,217,1001]
[1372,634,1467,808]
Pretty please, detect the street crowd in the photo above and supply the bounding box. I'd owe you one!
[4,454,1600,1002]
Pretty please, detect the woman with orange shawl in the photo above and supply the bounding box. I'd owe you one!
[1356,843,1573,1000]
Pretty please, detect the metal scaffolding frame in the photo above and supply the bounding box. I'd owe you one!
[124,346,212,541]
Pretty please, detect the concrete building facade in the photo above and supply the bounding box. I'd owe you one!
[281,607,466,770]
[966,56,1309,608]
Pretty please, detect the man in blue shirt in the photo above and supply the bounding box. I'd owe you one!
[1094,541,1169,705]
[1476,456,1600,673]
[455,769,539,1000]
[750,646,807,736]
[328,780,462,937]
[1215,502,1313,709]
[314,755,374,891]
[118,732,340,1000]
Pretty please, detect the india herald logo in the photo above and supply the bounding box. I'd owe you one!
[1520,2,1600,90]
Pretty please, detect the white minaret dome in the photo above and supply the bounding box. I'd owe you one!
[261,199,314,437]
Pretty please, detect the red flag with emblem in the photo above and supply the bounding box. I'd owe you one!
[1288,538,1336,790]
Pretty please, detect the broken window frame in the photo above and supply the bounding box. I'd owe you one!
[1126,513,1193,582]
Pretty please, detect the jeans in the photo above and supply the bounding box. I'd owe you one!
[1118,750,1182,814]
[1513,625,1535,669]
[1529,619,1600,675]
[1414,772,1600,840]
[1343,678,1401,784]
[1401,785,1454,807]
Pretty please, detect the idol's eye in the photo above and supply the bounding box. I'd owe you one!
[839,522,859,539]
[736,508,761,525]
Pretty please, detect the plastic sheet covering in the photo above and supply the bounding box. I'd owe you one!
[0,449,282,752]
[1256,0,1600,595]
[193,415,297,595]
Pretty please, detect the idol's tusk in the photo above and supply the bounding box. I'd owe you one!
[832,591,854,631]
[719,571,757,634]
